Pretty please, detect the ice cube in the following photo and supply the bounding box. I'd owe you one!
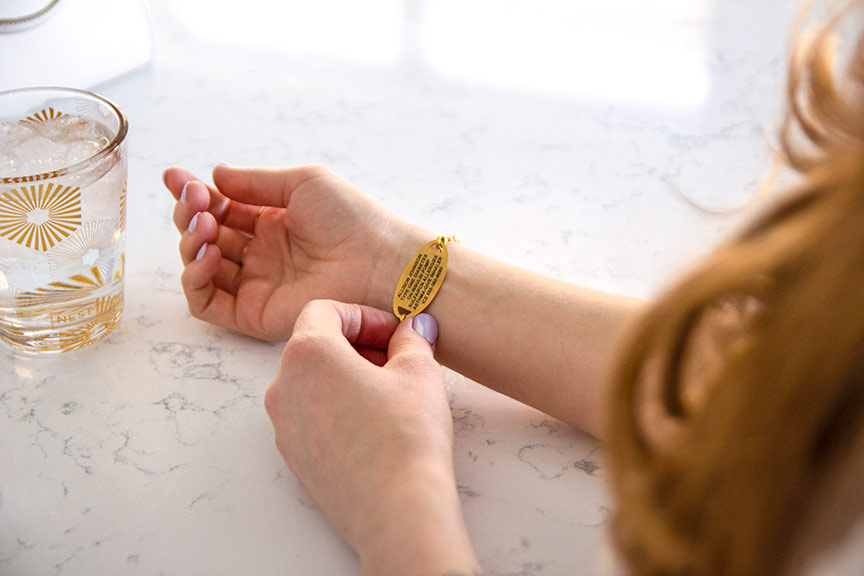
[0,115,112,175]
[14,135,65,165]
[51,116,107,144]
[64,140,101,164]
[0,153,16,178]
[0,120,35,149]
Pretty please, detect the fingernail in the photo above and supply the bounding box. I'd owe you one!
[412,313,438,346]
[180,180,190,203]
[188,212,200,233]
[196,243,208,262]
[217,161,232,167]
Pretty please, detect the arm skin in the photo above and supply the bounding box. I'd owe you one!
[366,235,643,438]
[163,163,643,438]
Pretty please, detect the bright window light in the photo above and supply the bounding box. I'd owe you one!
[421,0,712,107]
[172,0,404,64]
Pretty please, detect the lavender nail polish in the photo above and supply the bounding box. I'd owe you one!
[180,180,190,203]
[196,243,208,262]
[188,212,200,233]
[412,313,438,346]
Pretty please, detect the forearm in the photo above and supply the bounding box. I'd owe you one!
[372,225,644,438]
[358,460,480,576]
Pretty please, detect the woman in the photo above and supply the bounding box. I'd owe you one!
[162,2,864,574]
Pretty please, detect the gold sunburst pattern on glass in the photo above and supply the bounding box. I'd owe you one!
[53,292,123,352]
[3,292,122,353]
[119,180,127,229]
[0,170,65,185]
[0,183,82,251]
[15,265,106,310]
[48,219,121,282]
[74,97,104,126]
[5,265,122,352]
[113,253,125,282]
[19,107,67,124]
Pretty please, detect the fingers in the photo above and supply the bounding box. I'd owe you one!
[289,300,405,367]
[353,346,390,367]
[292,300,400,351]
[354,313,438,367]
[172,179,210,235]
[165,167,270,235]
[166,163,336,234]
[290,301,440,374]
[179,242,241,332]
[213,163,335,208]
[387,313,438,364]
[163,166,197,201]
[180,211,246,305]
[179,209,249,266]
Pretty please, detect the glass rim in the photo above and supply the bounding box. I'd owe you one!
[0,0,61,32]
[0,86,128,185]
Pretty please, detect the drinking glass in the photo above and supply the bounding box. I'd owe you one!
[0,87,128,354]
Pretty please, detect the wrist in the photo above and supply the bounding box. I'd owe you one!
[369,222,432,312]
[357,460,479,576]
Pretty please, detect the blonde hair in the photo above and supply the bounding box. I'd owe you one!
[605,2,864,575]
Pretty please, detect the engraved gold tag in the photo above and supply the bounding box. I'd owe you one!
[392,237,453,320]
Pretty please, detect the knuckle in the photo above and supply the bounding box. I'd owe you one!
[186,300,205,319]
[264,380,281,418]
[294,299,343,334]
[294,298,337,327]
[298,298,331,316]
[301,164,331,177]
[181,286,211,320]
[280,330,329,368]
[392,351,441,376]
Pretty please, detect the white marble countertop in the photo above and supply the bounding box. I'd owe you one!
[1,1,796,574]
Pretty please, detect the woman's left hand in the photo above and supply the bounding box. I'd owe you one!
[264,300,480,576]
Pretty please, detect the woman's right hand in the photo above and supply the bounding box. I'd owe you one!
[163,164,424,341]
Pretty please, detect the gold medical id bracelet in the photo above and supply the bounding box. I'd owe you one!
[392,235,459,320]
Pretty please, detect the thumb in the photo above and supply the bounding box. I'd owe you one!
[386,313,439,364]
[212,164,333,208]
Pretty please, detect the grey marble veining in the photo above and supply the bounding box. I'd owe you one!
[1,1,808,574]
